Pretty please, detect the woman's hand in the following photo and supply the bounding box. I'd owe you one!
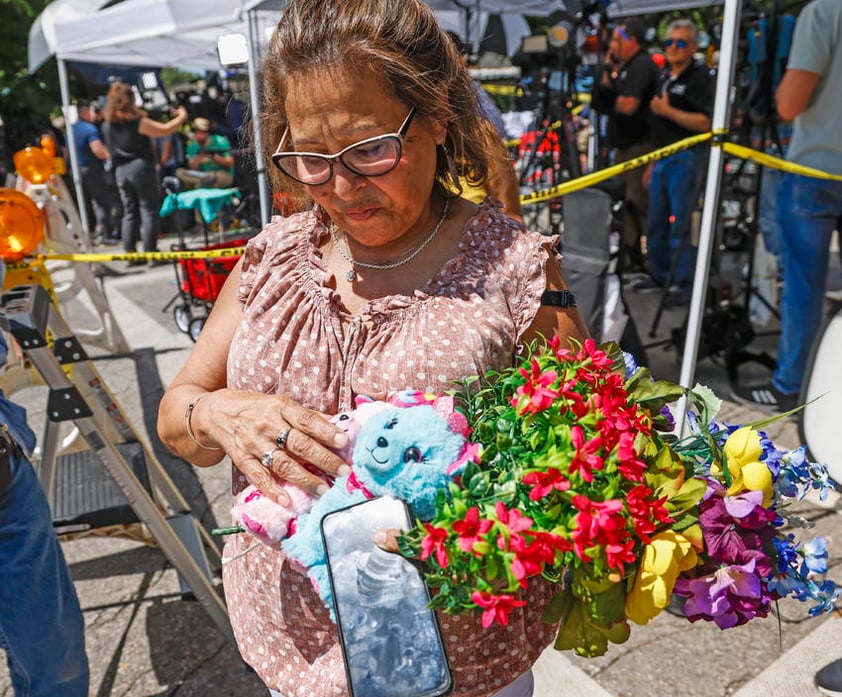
[173,105,189,123]
[197,389,350,506]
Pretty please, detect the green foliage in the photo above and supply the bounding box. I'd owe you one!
[0,0,62,151]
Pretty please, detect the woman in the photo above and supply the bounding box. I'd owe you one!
[157,1,588,695]
[101,82,187,262]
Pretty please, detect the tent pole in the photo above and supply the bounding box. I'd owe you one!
[247,10,271,227]
[676,0,742,428]
[57,57,91,236]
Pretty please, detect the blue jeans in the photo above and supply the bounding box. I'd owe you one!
[758,167,783,260]
[0,455,89,696]
[646,148,705,292]
[773,173,842,396]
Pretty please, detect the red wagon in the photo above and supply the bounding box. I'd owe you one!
[171,236,250,341]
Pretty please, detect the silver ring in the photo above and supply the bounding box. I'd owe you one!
[260,448,280,468]
[275,427,293,450]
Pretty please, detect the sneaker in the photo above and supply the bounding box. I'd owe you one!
[629,276,664,294]
[663,288,690,309]
[816,659,842,696]
[730,381,799,414]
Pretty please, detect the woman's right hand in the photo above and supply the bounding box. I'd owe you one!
[173,105,188,123]
[190,389,350,506]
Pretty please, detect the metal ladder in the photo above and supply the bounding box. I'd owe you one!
[0,282,232,641]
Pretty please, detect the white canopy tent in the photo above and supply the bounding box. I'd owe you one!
[607,0,725,17]
[28,0,113,73]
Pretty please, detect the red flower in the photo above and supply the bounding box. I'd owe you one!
[604,538,636,574]
[523,467,571,500]
[568,425,605,482]
[420,523,450,568]
[472,591,528,628]
[615,431,647,482]
[571,495,626,562]
[625,485,674,543]
[510,531,573,583]
[452,507,493,553]
[512,359,561,415]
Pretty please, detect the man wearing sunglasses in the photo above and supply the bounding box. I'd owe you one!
[591,17,658,274]
[636,19,713,309]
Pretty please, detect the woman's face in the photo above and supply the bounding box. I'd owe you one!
[282,67,446,248]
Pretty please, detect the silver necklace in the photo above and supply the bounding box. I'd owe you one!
[329,198,450,282]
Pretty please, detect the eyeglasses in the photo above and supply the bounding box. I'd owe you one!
[271,107,416,186]
[663,38,689,49]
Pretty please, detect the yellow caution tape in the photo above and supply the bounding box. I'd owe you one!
[518,126,842,206]
[519,132,713,205]
[720,142,842,181]
[483,84,520,96]
[36,246,246,263]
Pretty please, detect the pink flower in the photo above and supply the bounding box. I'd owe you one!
[571,495,626,562]
[523,467,571,500]
[472,591,528,628]
[452,507,493,553]
[495,501,534,534]
[419,523,450,568]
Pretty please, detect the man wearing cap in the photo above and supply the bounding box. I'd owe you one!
[176,117,234,189]
[592,17,659,273]
[72,100,120,244]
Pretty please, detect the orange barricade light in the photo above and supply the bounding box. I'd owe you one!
[40,134,57,158]
[13,147,55,185]
[0,188,45,260]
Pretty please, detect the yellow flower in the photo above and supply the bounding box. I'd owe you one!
[722,427,773,507]
[625,530,698,626]
[740,460,774,507]
[723,427,762,472]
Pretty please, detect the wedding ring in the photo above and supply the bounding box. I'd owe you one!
[275,427,293,450]
[261,448,280,468]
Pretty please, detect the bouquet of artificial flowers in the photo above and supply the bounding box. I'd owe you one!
[400,337,838,657]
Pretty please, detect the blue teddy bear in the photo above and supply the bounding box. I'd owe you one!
[282,400,476,618]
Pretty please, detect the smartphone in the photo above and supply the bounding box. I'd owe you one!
[321,496,452,697]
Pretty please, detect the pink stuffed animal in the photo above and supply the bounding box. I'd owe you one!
[230,395,392,548]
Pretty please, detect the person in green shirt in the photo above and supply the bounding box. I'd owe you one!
[176,117,235,189]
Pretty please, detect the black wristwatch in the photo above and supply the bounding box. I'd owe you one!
[541,290,577,308]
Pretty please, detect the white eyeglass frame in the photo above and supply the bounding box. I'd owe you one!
[271,107,416,185]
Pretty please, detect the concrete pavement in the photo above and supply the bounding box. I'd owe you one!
[0,253,840,697]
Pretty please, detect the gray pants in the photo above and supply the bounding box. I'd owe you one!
[115,157,160,253]
[80,162,116,237]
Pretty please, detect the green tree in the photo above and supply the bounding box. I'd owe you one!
[0,0,62,158]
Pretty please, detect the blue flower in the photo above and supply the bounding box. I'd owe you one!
[806,579,840,617]
[801,536,829,575]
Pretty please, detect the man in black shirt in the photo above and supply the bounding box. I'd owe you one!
[592,18,658,272]
[638,19,713,307]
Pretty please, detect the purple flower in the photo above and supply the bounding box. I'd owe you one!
[675,559,772,629]
[699,487,778,577]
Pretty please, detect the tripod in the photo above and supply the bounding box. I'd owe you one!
[517,68,582,236]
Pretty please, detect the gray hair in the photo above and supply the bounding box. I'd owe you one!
[667,19,699,43]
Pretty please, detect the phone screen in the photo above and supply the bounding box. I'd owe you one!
[321,496,452,697]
